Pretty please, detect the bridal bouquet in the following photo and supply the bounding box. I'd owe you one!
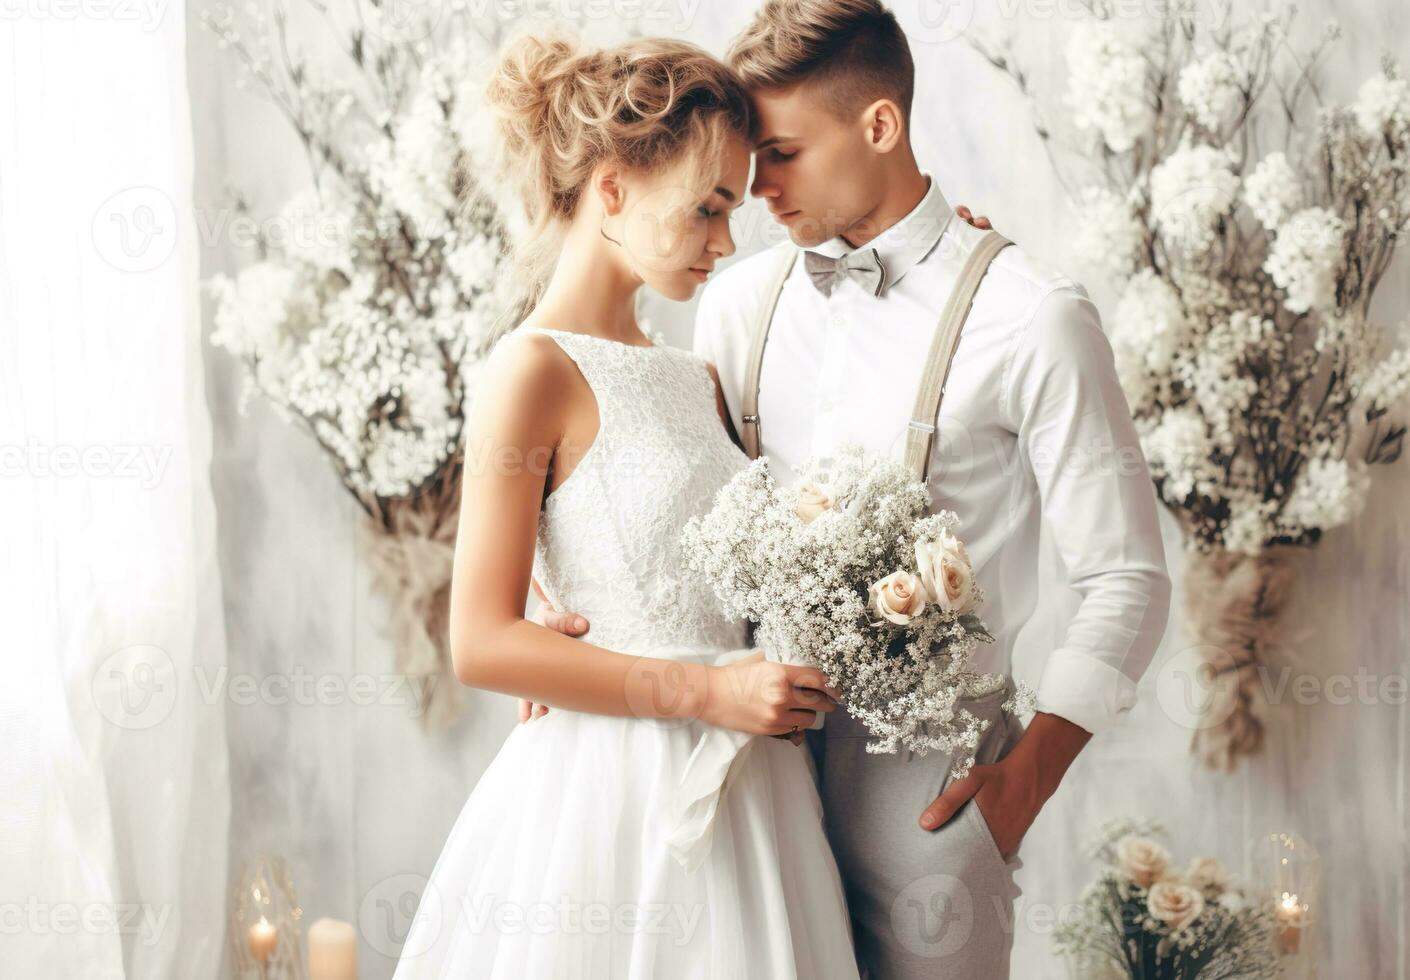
[1054,818,1278,980]
[679,444,1033,777]
[976,3,1410,768]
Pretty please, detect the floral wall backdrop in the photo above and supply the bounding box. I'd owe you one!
[190,1,1409,976]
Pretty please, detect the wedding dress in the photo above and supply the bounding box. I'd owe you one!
[391,327,861,980]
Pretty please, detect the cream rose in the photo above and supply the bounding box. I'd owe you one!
[868,571,927,626]
[794,481,836,524]
[1147,881,1206,932]
[1185,856,1227,894]
[913,530,977,615]
[1116,835,1170,888]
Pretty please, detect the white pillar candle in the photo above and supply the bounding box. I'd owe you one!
[307,917,358,980]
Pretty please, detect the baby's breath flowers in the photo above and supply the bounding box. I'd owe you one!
[680,444,1033,776]
[200,1,514,727]
[974,6,1410,769]
[202,7,511,506]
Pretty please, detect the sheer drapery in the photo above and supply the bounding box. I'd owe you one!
[1,5,231,977]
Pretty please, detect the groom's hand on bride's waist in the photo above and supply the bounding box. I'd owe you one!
[517,576,591,723]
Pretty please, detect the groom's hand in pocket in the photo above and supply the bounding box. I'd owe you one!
[517,576,591,723]
[917,756,1040,862]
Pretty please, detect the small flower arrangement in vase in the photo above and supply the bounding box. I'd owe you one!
[1055,818,1278,980]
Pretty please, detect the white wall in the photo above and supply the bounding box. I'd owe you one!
[190,2,1410,976]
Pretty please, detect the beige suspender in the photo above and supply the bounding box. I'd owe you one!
[740,230,1013,483]
[900,230,1013,479]
[739,243,797,461]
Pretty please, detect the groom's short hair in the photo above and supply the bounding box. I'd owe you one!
[726,0,914,122]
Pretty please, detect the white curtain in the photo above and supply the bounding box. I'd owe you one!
[1,6,231,978]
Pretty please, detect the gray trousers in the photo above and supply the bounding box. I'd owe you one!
[806,677,1026,979]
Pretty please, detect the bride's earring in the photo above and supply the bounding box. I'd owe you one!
[600,219,622,248]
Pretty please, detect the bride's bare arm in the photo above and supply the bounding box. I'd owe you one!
[450,334,838,735]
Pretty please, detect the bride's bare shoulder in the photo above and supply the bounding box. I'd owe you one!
[485,327,579,386]
[470,328,580,437]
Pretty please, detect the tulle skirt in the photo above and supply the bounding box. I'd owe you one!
[391,701,861,980]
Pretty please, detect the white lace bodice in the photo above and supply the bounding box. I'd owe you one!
[511,327,750,656]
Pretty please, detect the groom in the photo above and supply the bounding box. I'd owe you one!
[530,1,1171,976]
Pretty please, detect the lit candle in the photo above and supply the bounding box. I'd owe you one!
[248,916,279,965]
[1275,892,1304,954]
[308,917,358,980]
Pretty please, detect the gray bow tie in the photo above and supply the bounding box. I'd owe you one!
[803,247,887,298]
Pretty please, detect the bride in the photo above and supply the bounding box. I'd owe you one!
[391,32,862,980]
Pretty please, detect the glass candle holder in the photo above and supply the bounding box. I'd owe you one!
[230,855,308,980]
[1248,831,1319,971]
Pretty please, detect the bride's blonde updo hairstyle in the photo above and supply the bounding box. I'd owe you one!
[485,32,755,301]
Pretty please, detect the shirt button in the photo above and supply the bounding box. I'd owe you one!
[829,314,845,329]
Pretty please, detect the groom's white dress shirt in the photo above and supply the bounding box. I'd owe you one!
[693,176,1171,735]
